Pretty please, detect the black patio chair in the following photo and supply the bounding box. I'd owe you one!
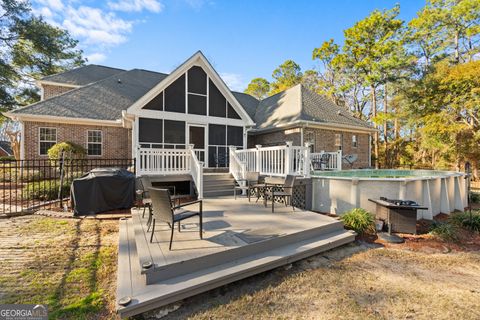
[147,187,203,250]
[233,172,260,201]
[136,176,152,218]
[263,175,296,213]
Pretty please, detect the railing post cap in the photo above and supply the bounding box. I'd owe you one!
[188,144,194,149]
[255,144,262,149]
[286,141,293,147]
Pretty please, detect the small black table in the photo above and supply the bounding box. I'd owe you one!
[368,198,428,234]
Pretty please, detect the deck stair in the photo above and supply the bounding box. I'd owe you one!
[202,173,235,198]
[117,198,355,318]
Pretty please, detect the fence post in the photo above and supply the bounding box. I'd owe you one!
[255,145,262,173]
[337,150,343,170]
[285,141,293,175]
[304,142,311,178]
[58,150,65,208]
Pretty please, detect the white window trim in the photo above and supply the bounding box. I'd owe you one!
[352,134,358,148]
[86,130,103,157]
[38,127,57,156]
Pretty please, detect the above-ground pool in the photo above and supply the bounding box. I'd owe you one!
[311,169,467,220]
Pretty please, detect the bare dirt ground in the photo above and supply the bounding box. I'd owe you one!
[1,215,480,320]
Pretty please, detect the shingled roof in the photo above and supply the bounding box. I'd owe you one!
[252,84,373,130]
[12,69,167,121]
[41,65,125,86]
[12,62,372,131]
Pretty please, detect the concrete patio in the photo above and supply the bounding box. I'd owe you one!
[117,196,355,318]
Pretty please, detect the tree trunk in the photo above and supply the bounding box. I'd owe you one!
[454,31,460,63]
[473,159,479,181]
[384,84,388,168]
[371,85,379,169]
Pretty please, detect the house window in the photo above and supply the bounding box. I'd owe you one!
[352,135,358,148]
[334,133,342,150]
[39,127,57,155]
[87,130,102,156]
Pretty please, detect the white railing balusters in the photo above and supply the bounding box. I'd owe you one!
[229,147,246,182]
[310,150,342,171]
[189,146,203,199]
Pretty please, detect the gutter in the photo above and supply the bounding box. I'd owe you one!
[5,112,123,127]
[248,120,377,135]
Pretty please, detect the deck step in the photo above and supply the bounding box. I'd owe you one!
[117,218,146,303]
[131,209,344,284]
[117,228,355,318]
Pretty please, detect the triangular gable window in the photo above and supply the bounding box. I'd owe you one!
[141,65,244,120]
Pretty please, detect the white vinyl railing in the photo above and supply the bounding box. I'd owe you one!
[138,148,191,175]
[137,146,204,198]
[189,147,204,199]
[234,142,311,177]
[310,150,342,171]
[229,147,246,182]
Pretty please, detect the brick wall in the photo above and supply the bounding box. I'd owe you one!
[304,128,370,169]
[42,84,76,100]
[248,129,301,148]
[23,121,132,159]
[248,126,371,169]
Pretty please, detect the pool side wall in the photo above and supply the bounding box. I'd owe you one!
[311,173,468,219]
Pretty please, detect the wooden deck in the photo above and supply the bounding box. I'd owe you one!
[117,196,355,318]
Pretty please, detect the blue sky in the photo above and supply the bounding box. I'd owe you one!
[33,0,425,91]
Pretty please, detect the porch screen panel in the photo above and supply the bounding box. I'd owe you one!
[165,74,186,113]
[188,66,207,95]
[227,102,241,119]
[164,120,185,148]
[227,125,243,147]
[208,79,226,117]
[139,118,163,144]
[188,94,207,115]
[143,91,163,111]
[208,124,226,167]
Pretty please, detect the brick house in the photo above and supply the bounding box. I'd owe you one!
[6,51,374,170]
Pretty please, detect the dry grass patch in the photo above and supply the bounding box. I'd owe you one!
[0,215,119,320]
[154,244,480,320]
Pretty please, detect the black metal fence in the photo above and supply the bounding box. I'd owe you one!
[0,158,135,215]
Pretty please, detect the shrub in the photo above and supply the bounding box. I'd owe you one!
[470,192,480,204]
[429,221,458,241]
[48,141,86,161]
[449,211,480,233]
[340,208,375,235]
[0,155,15,161]
[24,179,71,201]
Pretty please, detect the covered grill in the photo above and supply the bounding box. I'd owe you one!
[369,197,428,234]
[71,168,135,216]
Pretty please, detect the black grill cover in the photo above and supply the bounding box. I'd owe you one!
[71,168,135,215]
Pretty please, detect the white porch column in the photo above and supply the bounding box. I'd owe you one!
[285,141,293,175]
[255,144,262,173]
[228,146,236,175]
[304,142,311,178]
[337,150,343,170]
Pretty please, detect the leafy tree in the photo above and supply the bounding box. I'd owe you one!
[301,69,320,92]
[0,0,85,111]
[270,60,303,95]
[313,39,369,116]
[244,77,270,99]
[339,5,407,168]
